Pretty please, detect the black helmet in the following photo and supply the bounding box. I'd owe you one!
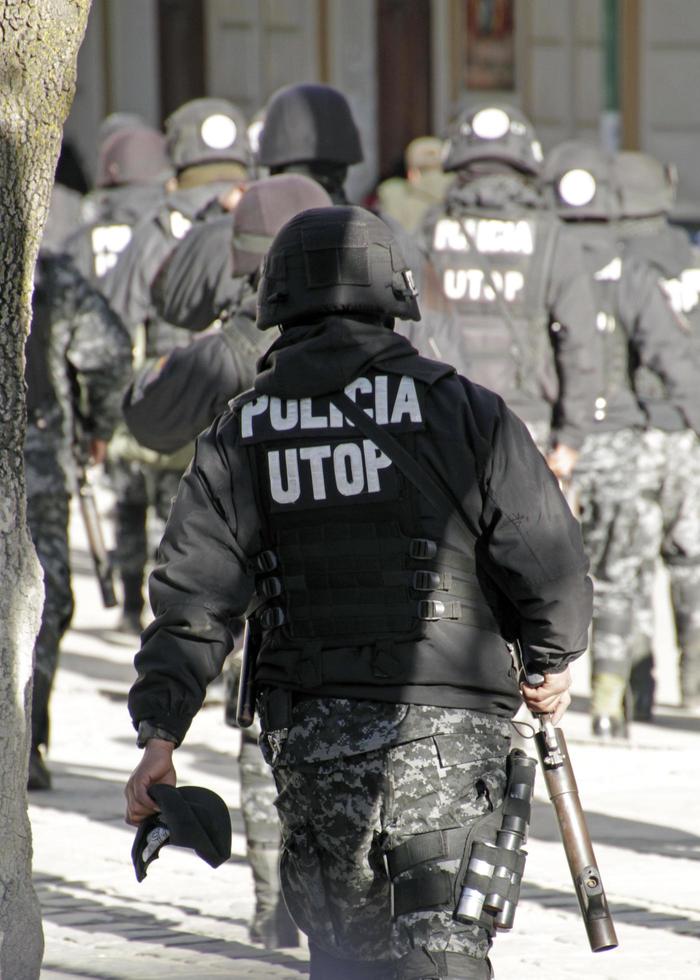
[257,206,420,329]
[95,125,174,188]
[231,174,332,277]
[442,102,543,176]
[165,98,250,172]
[257,83,363,169]
[613,151,677,218]
[541,140,617,220]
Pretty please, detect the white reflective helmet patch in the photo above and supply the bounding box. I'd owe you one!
[472,108,510,140]
[247,119,264,154]
[531,140,544,163]
[558,169,597,207]
[200,114,237,149]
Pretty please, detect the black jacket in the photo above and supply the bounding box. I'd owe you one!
[128,319,592,744]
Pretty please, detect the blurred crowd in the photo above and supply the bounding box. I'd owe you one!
[26,84,700,951]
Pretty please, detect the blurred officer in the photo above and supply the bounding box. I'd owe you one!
[257,82,363,204]
[376,136,453,234]
[26,216,131,789]
[411,102,599,481]
[542,141,700,737]
[65,122,174,282]
[101,98,251,632]
[613,151,700,716]
[122,174,331,949]
[124,206,592,979]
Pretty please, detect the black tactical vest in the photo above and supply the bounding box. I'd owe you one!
[235,368,519,711]
[572,228,643,432]
[424,204,558,415]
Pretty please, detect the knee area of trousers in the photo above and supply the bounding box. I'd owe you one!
[308,942,394,980]
[397,947,493,979]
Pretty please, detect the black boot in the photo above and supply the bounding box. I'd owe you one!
[118,573,144,633]
[28,744,52,791]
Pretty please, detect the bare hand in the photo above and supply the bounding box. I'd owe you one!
[520,667,572,725]
[124,739,177,826]
[546,444,579,481]
[89,438,108,466]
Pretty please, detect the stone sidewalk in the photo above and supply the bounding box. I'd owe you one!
[31,497,700,979]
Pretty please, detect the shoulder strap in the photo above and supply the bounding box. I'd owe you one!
[329,390,479,547]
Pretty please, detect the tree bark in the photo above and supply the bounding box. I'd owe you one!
[0,2,92,976]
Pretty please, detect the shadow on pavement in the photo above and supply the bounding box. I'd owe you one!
[531,801,700,861]
[36,872,309,974]
[28,762,246,839]
[520,880,700,940]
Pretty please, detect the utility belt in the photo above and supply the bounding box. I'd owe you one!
[384,748,536,934]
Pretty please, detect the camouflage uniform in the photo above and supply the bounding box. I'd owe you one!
[260,697,509,978]
[632,429,700,709]
[25,251,131,758]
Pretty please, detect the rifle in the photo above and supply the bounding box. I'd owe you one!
[75,457,118,609]
[518,644,618,952]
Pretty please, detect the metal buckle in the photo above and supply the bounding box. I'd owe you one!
[409,538,438,560]
[256,550,278,572]
[413,570,441,591]
[417,599,445,621]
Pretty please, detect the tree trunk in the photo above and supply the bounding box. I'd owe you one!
[0,1,92,976]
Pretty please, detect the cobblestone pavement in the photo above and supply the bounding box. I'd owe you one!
[31,493,700,978]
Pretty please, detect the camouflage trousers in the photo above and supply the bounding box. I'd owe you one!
[633,430,700,703]
[260,695,511,977]
[26,491,74,748]
[108,458,182,602]
[572,428,663,691]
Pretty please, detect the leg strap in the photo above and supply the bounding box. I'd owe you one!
[397,947,492,979]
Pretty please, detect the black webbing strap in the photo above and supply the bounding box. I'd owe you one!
[393,869,454,918]
[329,391,480,548]
[386,827,468,880]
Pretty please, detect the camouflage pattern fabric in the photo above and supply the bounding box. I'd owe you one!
[261,697,510,970]
[633,429,700,704]
[573,428,663,690]
[26,492,73,748]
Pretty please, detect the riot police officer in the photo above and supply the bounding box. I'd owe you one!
[124,206,592,979]
[122,173,331,950]
[613,150,700,716]
[100,97,251,632]
[542,140,700,737]
[26,216,131,789]
[412,102,599,481]
[256,82,363,204]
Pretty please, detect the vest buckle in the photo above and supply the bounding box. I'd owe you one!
[417,599,446,621]
[259,605,286,629]
[409,538,438,560]
[260,576,282,598]
[256,550,278,572]
[413,570,441,591]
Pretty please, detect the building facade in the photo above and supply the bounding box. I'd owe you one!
[64,0,700,215]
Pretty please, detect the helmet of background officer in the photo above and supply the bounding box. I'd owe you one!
[541,140,617,220]
[164,97,250,187]
[231,174,331,279]
[94,125,174,189]
[97,111,148,146]
[442,102,544,176]
[257,205,420,331]
[613,151,677,218]
[257,83,363,200]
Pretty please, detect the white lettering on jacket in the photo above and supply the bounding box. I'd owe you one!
[443,268,524,302]
[433,217,534,255]
[241,375,422,438]
[268,440,393,504]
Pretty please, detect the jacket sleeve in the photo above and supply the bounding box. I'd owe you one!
[546,225,600,450]
[63,259,133,441]
[622,257,700,435]
[127,417,257,743]
[122,333,240,454]
[478,393,593,674]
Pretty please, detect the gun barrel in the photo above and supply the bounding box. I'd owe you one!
[534,725,618,952]
[77,481,117,608]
